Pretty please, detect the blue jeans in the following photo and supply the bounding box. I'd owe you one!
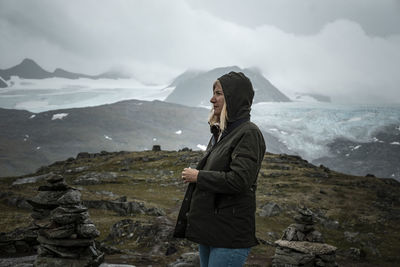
[199,244,251,267]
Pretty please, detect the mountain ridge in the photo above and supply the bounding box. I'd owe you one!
[0,58,129,82]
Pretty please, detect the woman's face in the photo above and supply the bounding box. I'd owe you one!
[210,80,225,117]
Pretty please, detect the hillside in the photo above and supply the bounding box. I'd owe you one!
[1,150,399,266]
[0,100,290,177]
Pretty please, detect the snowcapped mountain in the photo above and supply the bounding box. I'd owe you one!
[165,66,290,107]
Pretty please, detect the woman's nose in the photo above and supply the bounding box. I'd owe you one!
[210,96,216,103]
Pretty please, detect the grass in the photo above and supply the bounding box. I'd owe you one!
[0,150,399,266]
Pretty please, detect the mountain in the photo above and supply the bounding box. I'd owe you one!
[165,66,291,107]
[0,100,289,177]
[0,58,129,81]
[0,77,7,88]
[0,58,52,80]
[313,124,400,180]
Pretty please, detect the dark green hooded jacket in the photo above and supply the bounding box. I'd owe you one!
[173,72,266,248]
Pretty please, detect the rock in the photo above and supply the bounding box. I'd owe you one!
[344,231,359,243]
[35,254,104,267]
[0,255,37,267]
[73,177,101,185]
[259,202,282,217]
[38,183,70,192]
[28,191,65,209]
[273,207,337,266]
[99,264,136,267]
[46,174,64,184]
[168,252,200,267]
[73,172,118,185]
[30,174,104,266]
[0,226,39,254]
[12,173,52,186]
[77,224,100,239]
[51,211,89,225]
[152,145,161,151]
[274,240,336,255]
[38,235,94,247]
[57,189,81,205]
[41,224,75,239]
[76,152,91,159]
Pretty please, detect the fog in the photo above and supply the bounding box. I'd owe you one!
[1,0,399,103]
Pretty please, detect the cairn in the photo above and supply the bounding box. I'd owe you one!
[272,207,337,267]
[27,174,104,266]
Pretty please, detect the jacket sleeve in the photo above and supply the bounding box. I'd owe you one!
[196,129,265,194]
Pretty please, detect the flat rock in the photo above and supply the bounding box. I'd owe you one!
[41,224,75,239]
[52,211,89,225]
[28,191,65,208]
[37,235,94,247]
[35,254,104,267]
[12,173,52,186]
[38,181,70,191]
[46,174,64,184]
[57,189,81,205]
[52,205,88,214]
[275,240,337,255]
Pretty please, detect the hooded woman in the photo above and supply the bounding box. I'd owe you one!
[173,71,266,267]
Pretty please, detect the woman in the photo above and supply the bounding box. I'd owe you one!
[173,71,266,267]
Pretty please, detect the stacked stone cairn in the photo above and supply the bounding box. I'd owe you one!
[272,207,337,267]
[27,174,104,266]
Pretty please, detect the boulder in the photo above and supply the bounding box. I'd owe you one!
[259,202,282,217]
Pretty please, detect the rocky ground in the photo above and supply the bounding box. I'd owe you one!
[0,149,400,266]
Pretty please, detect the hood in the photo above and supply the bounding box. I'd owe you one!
[218,71,254,123]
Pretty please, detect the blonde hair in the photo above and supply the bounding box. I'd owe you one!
[208,80,228,132]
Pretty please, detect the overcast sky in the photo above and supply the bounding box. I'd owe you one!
[1,0,399,104]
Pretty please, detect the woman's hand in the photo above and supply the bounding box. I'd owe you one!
[182,167,199,183]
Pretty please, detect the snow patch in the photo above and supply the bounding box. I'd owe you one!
[153,138,157,141]
[347,117,362,122]
[390,142,400,145]
[52,113,69,120]
[104,135,112,140]
[36,146,41,150]
[29,114,36,119]
[350,145,361,150]
[291,118,303,122]
[197,144,207,151]
[175,130,182,135]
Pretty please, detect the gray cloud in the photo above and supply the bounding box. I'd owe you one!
[187,0,400,36]
[0,0,399,103]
